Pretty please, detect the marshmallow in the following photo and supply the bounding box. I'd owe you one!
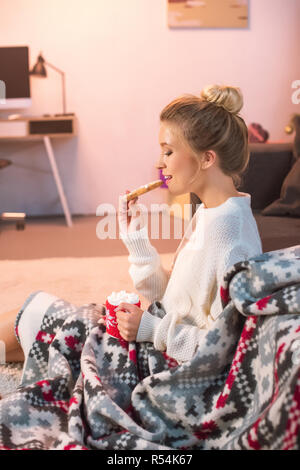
[107,290,139,306]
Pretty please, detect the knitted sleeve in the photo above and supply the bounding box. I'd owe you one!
[120,226,170,303]
[136,241,257,363]
[136,308,207,363]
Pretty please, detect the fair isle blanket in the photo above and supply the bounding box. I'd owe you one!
[0,245,300,450]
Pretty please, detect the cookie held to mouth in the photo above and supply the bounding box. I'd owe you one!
[126,179,165,202]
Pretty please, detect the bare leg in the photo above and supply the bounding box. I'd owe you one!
[0,308,24,362]
[5,348,24,362]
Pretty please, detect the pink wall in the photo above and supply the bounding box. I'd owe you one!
[0,0,299,216]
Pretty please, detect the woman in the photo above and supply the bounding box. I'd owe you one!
[115,84,263,363]
[0,84,262,366]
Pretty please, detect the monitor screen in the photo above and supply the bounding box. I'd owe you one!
[0,46,31,108]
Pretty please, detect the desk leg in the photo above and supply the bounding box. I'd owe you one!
[43,136,73,228]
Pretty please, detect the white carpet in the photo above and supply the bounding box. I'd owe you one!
[0,254,174,314]
[0,363,23,397]
[0,253,174,397]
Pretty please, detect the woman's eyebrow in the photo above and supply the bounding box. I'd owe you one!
[160,142,173,147]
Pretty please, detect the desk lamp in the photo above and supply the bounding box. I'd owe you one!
[30,52,72,116]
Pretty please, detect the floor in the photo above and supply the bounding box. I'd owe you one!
[0,213,183,260]
[2,211,299,261]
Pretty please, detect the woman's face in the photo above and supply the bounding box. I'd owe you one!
[157,121,201,196]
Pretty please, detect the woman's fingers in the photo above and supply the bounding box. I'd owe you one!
[115,312,130,340]
[94,304,106,314]
[93,304,106,322]
[118,189,141,234]
[128,198,138,208]
[126,190,138,205]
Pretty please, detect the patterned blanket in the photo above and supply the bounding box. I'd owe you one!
[0,245,300,450]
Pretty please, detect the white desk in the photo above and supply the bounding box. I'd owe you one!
[0,115,77,227]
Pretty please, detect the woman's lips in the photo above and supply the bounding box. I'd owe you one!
[163,175,172,184]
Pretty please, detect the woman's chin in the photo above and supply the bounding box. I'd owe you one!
[168,186,186,197]
[166,179,189,196]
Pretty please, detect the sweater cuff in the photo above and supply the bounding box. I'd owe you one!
[136,310,162,343]
[120,226,157,260]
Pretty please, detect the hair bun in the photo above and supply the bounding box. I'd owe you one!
[200,84,243,115]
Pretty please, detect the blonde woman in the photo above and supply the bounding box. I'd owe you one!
[0,84,262,367]
[116,84,263,362]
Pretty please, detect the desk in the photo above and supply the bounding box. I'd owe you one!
[0,115,77,227]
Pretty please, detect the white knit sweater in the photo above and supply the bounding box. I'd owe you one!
[120,194,263,363]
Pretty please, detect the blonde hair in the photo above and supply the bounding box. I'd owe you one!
[159,84,249,188]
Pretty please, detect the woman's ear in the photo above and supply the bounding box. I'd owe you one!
[201,150,217,170]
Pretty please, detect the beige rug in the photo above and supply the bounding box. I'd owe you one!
[0,253,174,314]
[0,253,174,397]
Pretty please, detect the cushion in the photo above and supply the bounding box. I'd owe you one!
[261,158,300,217]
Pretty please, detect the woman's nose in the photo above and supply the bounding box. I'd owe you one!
[155,157,166,170]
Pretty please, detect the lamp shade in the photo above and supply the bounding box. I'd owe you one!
[29,51,68,114]
[29,53,47,77]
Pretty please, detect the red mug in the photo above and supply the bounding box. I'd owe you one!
[105,291,141,339]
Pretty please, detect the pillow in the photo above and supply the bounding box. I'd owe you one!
[248,123,269,143]
[261,158,300,217]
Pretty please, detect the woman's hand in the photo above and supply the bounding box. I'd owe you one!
[118,190,147,235]
[115,302,144,342]
[93,304,107,325]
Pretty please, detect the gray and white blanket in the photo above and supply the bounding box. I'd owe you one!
[0,245,300,450]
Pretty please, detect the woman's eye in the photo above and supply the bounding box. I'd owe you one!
[164,151,172,157]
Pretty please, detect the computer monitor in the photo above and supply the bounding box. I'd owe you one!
[0,46,31,110]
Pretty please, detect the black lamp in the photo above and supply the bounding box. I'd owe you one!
[29,52,71,116]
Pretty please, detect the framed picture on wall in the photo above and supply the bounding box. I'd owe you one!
[167,0,248,28]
